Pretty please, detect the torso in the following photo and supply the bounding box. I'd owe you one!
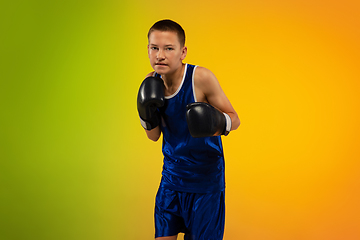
[154,63,225,194]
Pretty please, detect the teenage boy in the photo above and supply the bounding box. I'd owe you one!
[137,19,240,240]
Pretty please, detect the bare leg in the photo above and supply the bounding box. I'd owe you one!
[155,235,178,240]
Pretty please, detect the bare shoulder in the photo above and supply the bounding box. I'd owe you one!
[193,66,223,102]
[194,66,216,83]
[145,71,155,78]
[194,66,221,91]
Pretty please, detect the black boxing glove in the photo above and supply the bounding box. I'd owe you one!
[137,76,165,130]
[186,102,232,138]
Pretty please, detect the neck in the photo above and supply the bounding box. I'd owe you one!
[162,63,185,88]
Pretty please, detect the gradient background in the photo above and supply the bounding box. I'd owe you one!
[1,0,359,239]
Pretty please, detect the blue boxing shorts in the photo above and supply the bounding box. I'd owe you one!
[154,187,225,240]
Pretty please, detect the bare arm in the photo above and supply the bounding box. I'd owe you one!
[194,67,240,132]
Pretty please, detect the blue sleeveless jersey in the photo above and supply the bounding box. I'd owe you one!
[156,64,225,193]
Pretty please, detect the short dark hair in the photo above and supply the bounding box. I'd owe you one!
[148,19,185,47]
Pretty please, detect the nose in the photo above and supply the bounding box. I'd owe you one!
[157,49,165,60]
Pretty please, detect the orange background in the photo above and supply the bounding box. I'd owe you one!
[1,0,359,239]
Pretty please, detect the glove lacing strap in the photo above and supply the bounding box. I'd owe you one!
[139,117,150,130]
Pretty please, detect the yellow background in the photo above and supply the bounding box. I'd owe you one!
[1,0,359,239]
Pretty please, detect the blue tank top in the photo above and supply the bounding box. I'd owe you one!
[156,64,225,193]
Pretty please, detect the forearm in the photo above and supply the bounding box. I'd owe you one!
[145,126,161,142]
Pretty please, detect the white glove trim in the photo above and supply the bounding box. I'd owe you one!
[223,112,232,136]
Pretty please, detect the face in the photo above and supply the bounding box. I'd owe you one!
[148,30,187,75]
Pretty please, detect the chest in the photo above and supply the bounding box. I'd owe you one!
[164,84,181,97]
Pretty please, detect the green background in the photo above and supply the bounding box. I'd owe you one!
[1,0,359,239]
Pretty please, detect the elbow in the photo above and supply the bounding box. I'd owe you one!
[232,120,240,131]
[148,135,160,142]
[234,118,241,130]
[231,113,241,131]
[145,127,161,142]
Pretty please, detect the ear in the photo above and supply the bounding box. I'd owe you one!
[180,46,188,61]
[147,44,150,58]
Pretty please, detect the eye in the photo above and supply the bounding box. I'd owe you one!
[166,47,174,51]
[151,46,159,50]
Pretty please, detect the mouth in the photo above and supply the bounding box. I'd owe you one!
[155,63,167,66]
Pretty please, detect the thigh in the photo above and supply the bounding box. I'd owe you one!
[183,191,225,240]
[155,187,187,238]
